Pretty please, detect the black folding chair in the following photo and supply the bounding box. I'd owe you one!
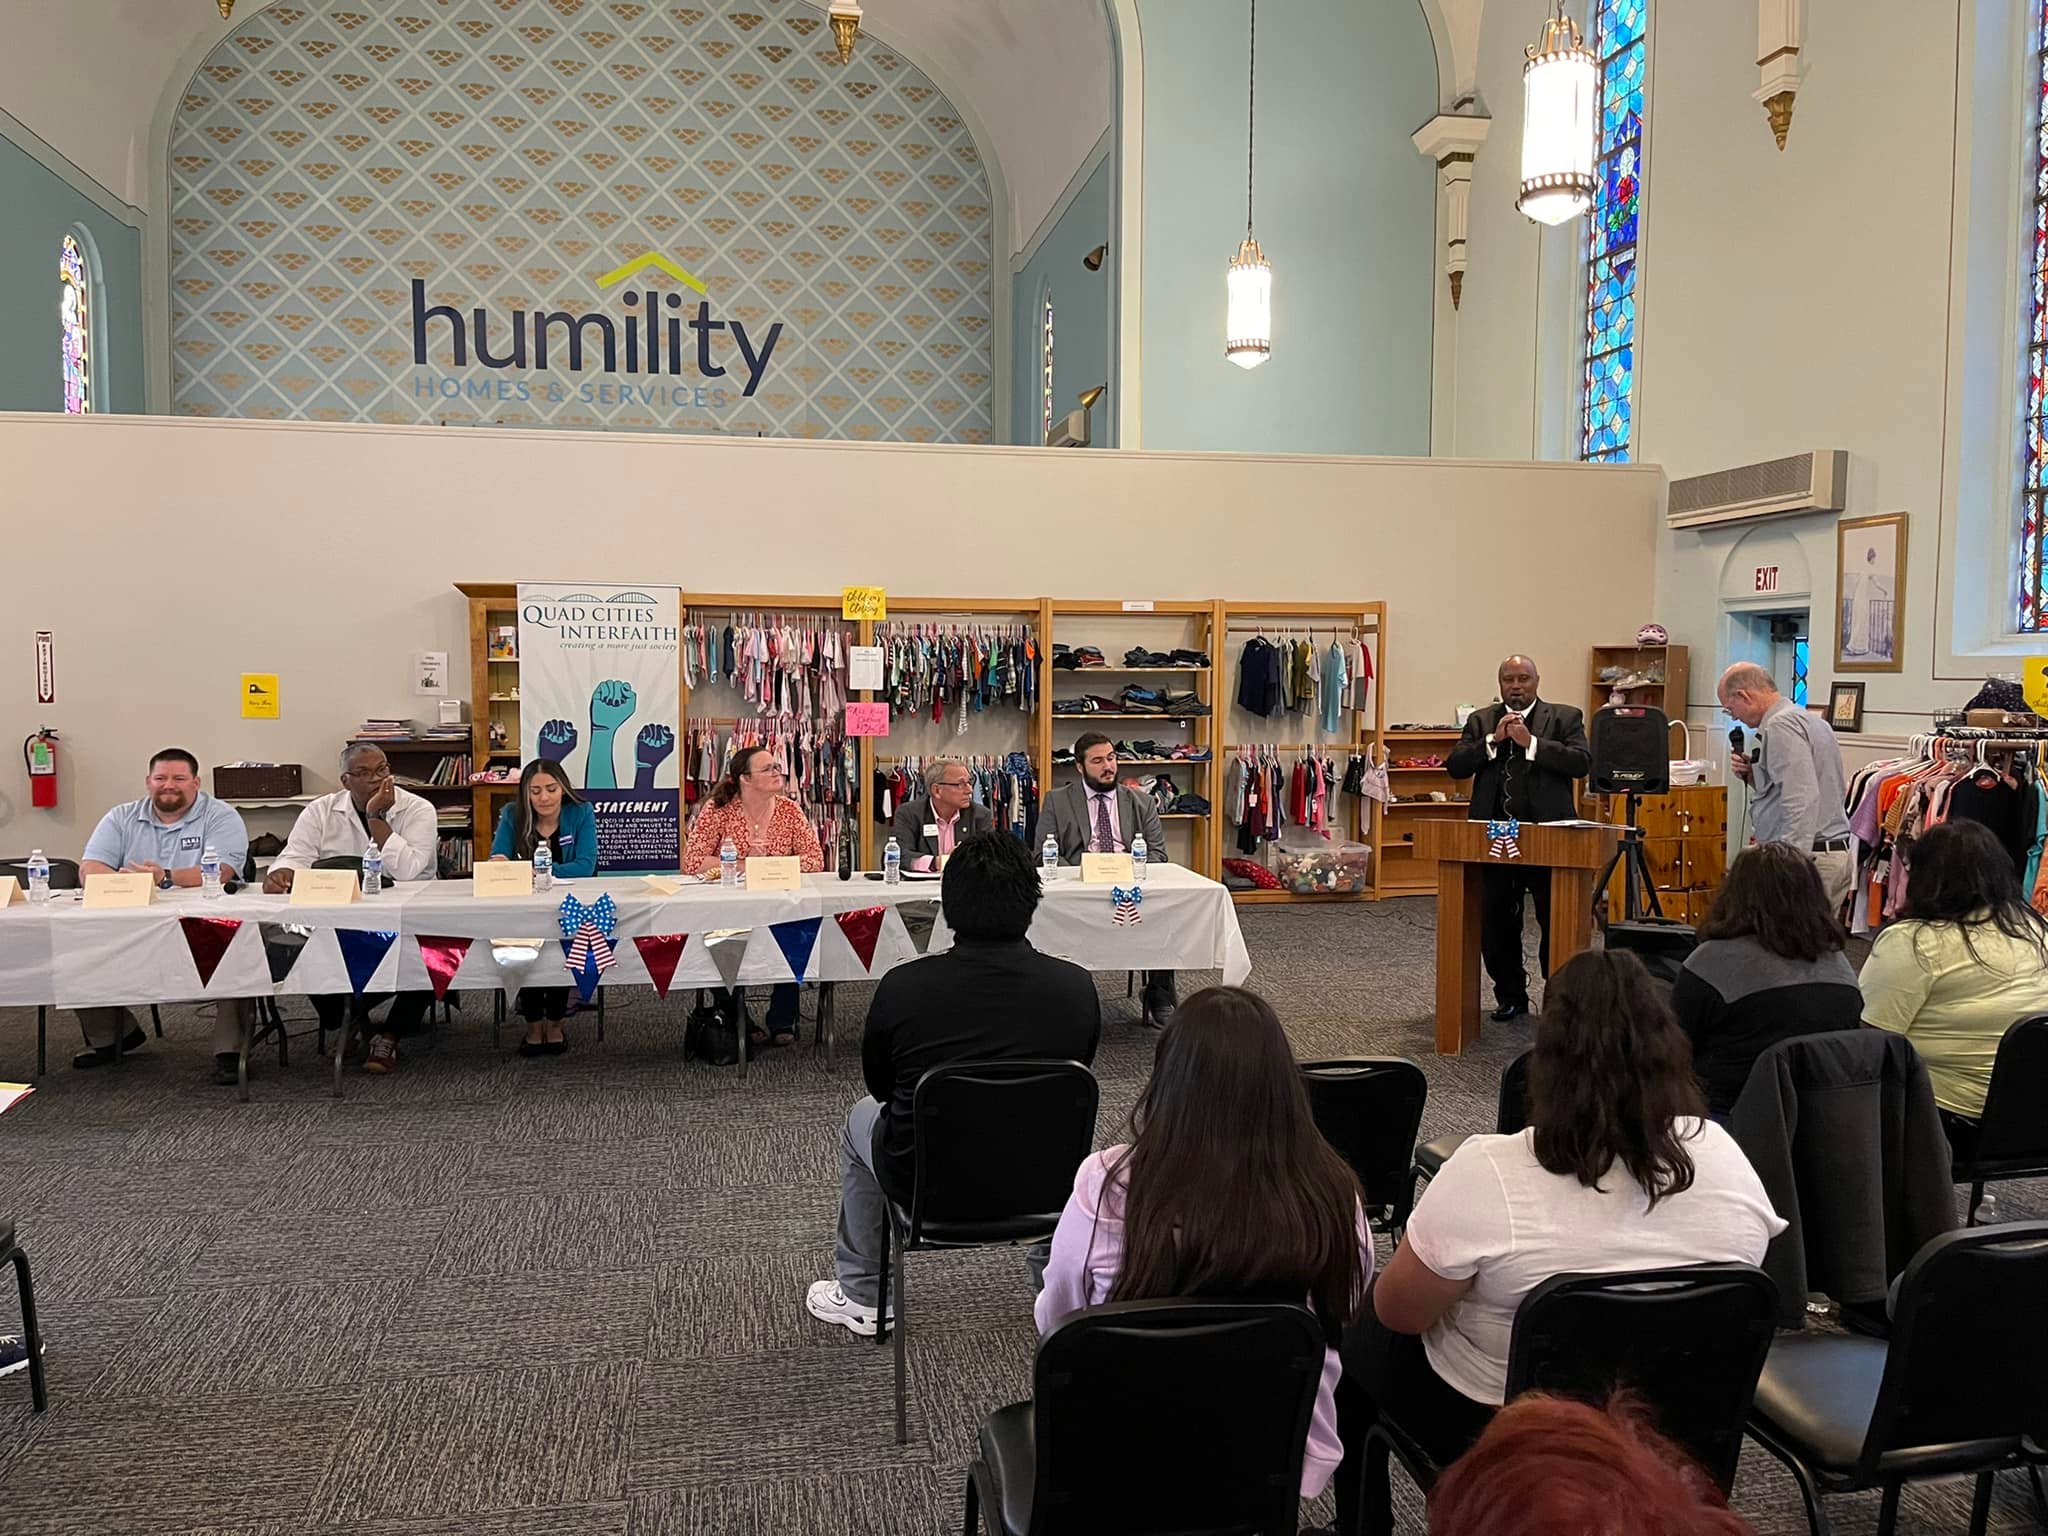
[1409,1049,1531,1206]
[965,1300,1324,1536]
[1942,1015,2048,1225]
[1299,1057,1428,1231]
[1362,1264,1777,1535]
[0,1219,48,1413]
[877,1059,1099,1444]
[1746,1223,2048,1536]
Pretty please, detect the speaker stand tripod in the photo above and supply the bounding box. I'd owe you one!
[1595,791,1666,924]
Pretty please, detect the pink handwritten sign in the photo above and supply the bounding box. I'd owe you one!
[845,702,891,737]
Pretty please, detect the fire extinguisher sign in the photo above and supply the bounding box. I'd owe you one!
[34,632,54,705]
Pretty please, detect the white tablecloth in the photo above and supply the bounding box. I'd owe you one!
[0,866,1251,1007]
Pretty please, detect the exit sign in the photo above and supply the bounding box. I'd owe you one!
[1753,565,1780,593]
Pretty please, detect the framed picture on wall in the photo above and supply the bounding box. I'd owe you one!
[1835,513,1907,672]
[1828,681,1866,733]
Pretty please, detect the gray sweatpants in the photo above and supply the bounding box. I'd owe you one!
[78,1001,249,1055]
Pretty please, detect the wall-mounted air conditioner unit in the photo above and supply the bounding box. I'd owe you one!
[1667,450,1848,530]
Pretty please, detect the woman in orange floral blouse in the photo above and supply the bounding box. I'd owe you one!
[684,744,824,1046]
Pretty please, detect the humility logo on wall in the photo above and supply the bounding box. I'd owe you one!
[411,249,786,416]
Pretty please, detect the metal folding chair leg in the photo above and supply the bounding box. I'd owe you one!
[150,1005,164,1039]
[8,1243,49,1412]
[35,1006,45,1078]
[892,1221,910,1444]
[331,1009,356,1099]
[237,1002,252,1104]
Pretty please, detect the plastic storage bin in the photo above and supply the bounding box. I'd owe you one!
[1266,837,1373,895]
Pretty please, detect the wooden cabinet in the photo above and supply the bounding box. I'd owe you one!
[1598,783,1727,924]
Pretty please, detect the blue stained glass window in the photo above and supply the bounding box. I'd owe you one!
[2018,0,2048,628]
[1792,636,1809,707]
[1582,0,1646,463]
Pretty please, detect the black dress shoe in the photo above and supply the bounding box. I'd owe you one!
[1491,1002,1530,1023]
[212,1052,241,1086]
[518,1040,548,1057]
[71,1026,148,1069]
[1142,1002,1177,1030]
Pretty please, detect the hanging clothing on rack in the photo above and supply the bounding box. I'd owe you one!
[874,621,1040,730]
[1237,635,1285,718]
[1319,639,1349,735]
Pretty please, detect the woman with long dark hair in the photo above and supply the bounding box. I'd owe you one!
[1035,986,1371,1499]
[1672,842,1863,1112]
[1862,818,2048,1117]
[488,757,597,1055]
[1332,950,1782,1527]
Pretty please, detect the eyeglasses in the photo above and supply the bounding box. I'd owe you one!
[934,778,971,790]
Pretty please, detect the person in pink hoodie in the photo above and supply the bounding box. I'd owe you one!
[1035,986,1374,1499]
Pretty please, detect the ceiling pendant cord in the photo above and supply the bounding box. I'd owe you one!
[1246,0,1257,235]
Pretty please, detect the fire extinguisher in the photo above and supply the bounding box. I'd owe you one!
[24,728,57,810]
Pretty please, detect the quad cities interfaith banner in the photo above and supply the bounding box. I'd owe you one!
[517,584,681,873]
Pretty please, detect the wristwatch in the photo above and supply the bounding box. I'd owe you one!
[157,870,175,890]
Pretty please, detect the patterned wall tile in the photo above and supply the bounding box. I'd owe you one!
[169,0,994,442]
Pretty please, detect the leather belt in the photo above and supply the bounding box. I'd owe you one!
[1813,836,1851,852]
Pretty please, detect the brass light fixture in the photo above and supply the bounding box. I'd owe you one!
[828,0,861,63]
[1082,244,1107,272]
[1516,0,1598,225]
[1224,0,1271,369]
[1077,384,1107,412]
[218,0,235,16]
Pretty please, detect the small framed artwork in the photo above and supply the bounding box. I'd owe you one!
[1828,680,1866,733]
[1836,512,1907,672]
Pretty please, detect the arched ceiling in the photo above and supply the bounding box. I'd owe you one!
[0,0,1113,251]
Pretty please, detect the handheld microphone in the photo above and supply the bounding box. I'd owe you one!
[1727,725,1747,764]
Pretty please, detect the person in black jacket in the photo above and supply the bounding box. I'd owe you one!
[1445,655,1592,1021]
[806,831,1102,1335]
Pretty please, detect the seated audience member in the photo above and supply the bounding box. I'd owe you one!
[807,832,1100,1335]
[1671,842,1863,1113]
[1037,985,1371,1500]
[685,744,824,1048]
[77,748,253,1083]
[263,743,438,1075]
[890,757,991,871]
[489,758,597,1056]
[1334,950,1782,1526]
[1426,1393,1757,1536]
[1860,818,2048,1118]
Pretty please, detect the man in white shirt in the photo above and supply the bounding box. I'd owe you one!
[262,743,438,1074]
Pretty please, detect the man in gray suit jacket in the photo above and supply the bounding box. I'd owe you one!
[1039,732,1176,1026]
[890,758,994,870]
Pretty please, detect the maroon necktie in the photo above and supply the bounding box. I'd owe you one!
[1092,792,1116,853]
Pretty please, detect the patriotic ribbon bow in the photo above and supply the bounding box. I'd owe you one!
[558,891,619,976]
[1112,885,1144,926]
[1486,819,1522,860]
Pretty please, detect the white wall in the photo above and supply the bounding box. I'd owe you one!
[2,414,1661,857]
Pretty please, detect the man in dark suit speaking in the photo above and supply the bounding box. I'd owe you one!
[1445,654,1591,1022]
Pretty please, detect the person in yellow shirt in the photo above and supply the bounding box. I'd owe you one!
[1860,820,2048,1117]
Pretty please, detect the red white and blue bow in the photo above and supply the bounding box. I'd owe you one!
[558,892,618,1001]
[1112,885,1143,925]
[1486,819,1522,860]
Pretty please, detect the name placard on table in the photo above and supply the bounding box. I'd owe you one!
[1080,853,1136,885]
[288,869,360,906]
[84,873,157,909]
[472,861,535,898]
[0,878,22,908]
[744,857,803,891]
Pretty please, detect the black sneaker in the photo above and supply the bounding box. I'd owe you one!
[212,1052,241,1086]
[0,1333,43,1378]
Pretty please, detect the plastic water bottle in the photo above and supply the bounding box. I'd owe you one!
[883,836,902,885]
[361,841,384,897]
[1131,834,1148,876]
[200,845,223,899]
[720,837,739,888]
[532,841,553,891]
[1041,834,1059,873]
[25,850,50,903]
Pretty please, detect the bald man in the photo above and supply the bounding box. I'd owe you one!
[1717,662,1853,911]
[1446,655,1591,1021]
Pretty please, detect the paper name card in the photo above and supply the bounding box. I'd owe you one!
[0,878,21,908]
[1080,853,1136,885]
[83,872,156,909]
[744,856,803,891]
[289,869,360,906]
[472,861,535,898]
[643,875,684,896]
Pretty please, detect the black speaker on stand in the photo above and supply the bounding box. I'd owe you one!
[1589,704,1671,926]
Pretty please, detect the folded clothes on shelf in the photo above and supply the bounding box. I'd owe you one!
[1166,794,1211,815]
[1050,644,1108,671]
[1124,647,1172,667]
[1169,745,1213,761]
[1170,649,1212,667]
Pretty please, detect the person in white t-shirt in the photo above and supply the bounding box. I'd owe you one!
[1331,949,1785,1529]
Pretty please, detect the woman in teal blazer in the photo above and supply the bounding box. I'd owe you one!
[490,757,598,1055]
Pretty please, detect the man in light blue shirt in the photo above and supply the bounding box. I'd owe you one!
[75,748,253,1081]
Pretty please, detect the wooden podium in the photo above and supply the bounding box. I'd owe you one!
[1412,819,1623,1055]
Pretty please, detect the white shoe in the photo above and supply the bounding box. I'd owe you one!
[806,1279,890,1336]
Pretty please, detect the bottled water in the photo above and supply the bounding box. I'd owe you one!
[361,841,383,897]
[532,842,553,891]
[1131,834,1148,875]
[720,837,739,888]
[1041,834,1059,873]
[883,836,902,886]
[200,845,223,899]
[25,850,50,903]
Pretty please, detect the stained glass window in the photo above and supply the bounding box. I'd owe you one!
[1792,635,1809,707]
[2019,0,2048,628]
[1041,291,1055,443]
[60,234,91,416]
[1582,0,1646,463]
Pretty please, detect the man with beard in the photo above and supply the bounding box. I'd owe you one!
[76,748,253,1079]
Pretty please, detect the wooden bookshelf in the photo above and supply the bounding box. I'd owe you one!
[1588,642,1688,724]
[1375,728,1467,897]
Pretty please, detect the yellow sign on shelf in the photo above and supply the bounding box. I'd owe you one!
[241,672,280,719]
[2024,657,2048,719]
[841,586,887,622]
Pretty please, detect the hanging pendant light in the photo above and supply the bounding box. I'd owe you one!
[1516,0,1598,225]
[1225,0,1271,369]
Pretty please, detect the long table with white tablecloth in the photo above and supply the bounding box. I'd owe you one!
[0,866,1250,1010]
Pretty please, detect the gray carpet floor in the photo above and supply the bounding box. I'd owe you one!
[0,900,2042,1535]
